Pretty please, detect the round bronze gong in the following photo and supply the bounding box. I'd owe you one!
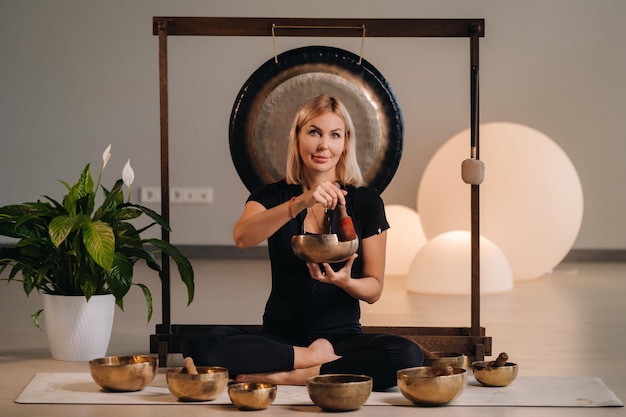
[229,46,403,194]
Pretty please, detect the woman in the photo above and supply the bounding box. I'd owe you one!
[183,94,423,390]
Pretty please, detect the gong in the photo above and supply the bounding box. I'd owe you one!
[229,46,403,194]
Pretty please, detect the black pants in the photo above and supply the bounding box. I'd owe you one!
[181,326,424,390]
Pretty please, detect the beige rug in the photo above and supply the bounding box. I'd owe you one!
[15,372,623,407]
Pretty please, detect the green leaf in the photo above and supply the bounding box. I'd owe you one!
[63,164,94,215]
[147,239,194,305]
[119,246,160,272]
[80,275,98,299]
[134,283,153,323]
[94,180,124,220]
[114,207,143,221]
[49,215,79,247]
[0,203,35,217]
[75,195,95,217]
[43,195,65,210]
[114,225,142,248]
[83,220,115,270]
[0,222,26,239]
[126,203,172,232]
[106,253,133,303]
[31,309,44,330]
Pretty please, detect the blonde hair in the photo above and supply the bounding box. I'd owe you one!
[285,94,364,186]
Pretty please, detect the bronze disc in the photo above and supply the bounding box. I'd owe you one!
[229,46,403,193]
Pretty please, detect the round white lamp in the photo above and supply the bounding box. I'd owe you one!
[406,231,513,295]
[384,204,427,276]
[417,122,583,281]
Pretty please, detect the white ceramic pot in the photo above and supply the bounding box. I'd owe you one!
[42,293,115,361]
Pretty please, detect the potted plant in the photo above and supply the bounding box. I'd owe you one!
[0,145,194,360]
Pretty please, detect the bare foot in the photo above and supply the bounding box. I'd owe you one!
[293,338,341,369]
[236,366,321,386]
[235,339,341,386]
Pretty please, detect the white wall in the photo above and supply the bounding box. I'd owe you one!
[1,0,625,249]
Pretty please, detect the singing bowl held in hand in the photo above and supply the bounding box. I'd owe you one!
[291,234,358,263]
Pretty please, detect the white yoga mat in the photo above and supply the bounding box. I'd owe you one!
[15,372,623,407]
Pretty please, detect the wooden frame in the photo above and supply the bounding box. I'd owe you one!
[149,17,490,366]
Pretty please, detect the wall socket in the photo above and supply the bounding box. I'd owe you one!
[140,187,213,204]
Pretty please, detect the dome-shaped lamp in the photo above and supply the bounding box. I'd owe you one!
[417,122,583,281]
[384,204,427,276]
[407,231,513,295]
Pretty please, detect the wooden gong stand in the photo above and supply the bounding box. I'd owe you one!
[149,17,491,366]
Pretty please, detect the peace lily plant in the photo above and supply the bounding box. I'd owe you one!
[0,145,194,327]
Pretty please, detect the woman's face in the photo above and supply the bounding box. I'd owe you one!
[298,111,346,176]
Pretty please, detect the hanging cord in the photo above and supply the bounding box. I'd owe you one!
[461,64,485,185]
[272,23,366,64]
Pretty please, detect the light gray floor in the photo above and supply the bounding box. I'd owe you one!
[1,260,625,416]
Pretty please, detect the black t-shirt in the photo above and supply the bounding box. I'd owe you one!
[248,180,389,341]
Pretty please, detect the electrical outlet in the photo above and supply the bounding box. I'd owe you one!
[191,187,213,204]
[142,187,212,204]
[140,187,161,203]
[170,188,185,203]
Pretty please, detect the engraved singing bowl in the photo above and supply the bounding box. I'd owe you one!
[472,361,519,387]
[397,366,467,406]
[422,352,467,369]
[166,366,229,401]
[291,234,358,263]
[306,374,373,412]
[89,355,157,392]
[228,382,278,410]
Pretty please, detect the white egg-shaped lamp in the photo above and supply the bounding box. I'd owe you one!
[407,231,513,295]
[384,204,427,276]
[417,122,583,281]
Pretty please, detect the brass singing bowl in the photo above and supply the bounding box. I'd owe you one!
[291,234,359,263]
[166,366,229,401]
[89,355,157,392]
[306,374,372,411]
[228,382,277,410]
[423,352,467,369]
[397,366,467,406]
[472,361,519,387]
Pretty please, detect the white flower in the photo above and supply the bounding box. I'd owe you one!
[122,159,134,188]
[102,144,112,169]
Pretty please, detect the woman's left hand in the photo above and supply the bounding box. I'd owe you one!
[306,254,358,287]
[305,231,386,304]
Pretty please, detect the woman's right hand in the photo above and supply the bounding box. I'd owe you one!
[301,181,347,210]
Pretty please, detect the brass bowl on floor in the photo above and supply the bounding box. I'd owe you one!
[306,374,372,411]
[397,366,467,406]
[89,355,157,392]
[291,234,358,263]
[472,361,518,387]
[228,382,277,410]
[166,366,229,401]
[423,352,466,369]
